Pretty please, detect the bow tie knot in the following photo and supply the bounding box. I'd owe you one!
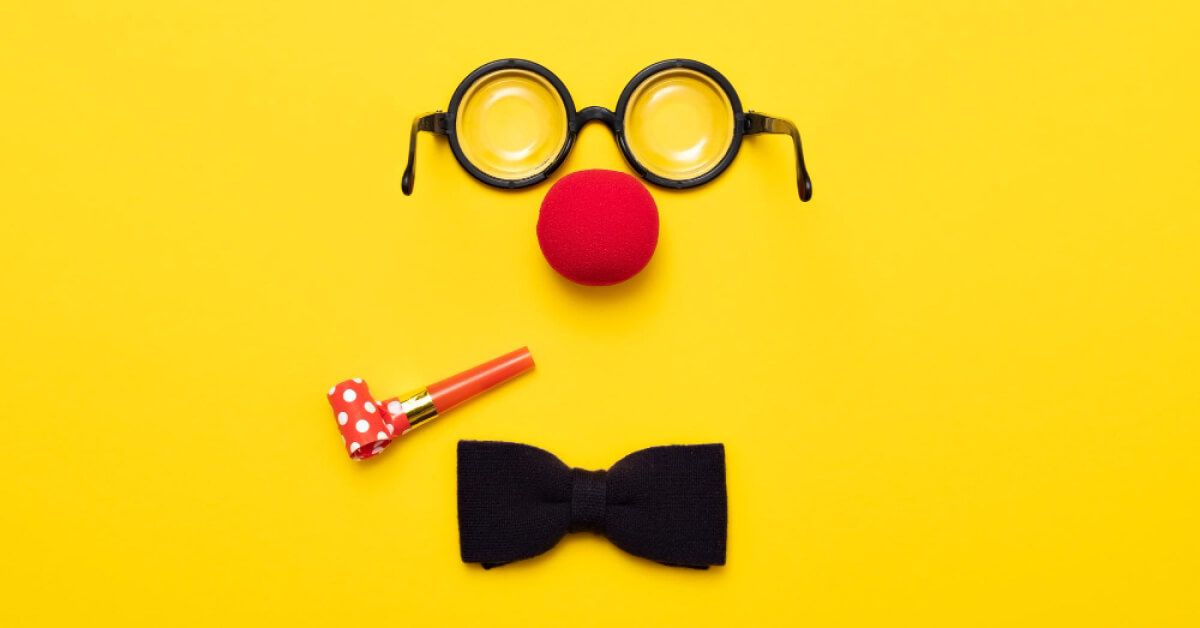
[569,468,607,533]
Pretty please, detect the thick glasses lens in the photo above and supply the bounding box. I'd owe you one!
[622,68,735,182]
[454,68,569,181]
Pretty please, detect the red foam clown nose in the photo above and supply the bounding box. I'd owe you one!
[537,169,659,286]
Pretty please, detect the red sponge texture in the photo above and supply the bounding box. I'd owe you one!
[536,169,659,286]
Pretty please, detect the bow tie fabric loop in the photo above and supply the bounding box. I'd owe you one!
[457,440,727,569]
[569,468,607,533]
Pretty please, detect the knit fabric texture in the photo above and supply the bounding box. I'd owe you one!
[536,169,659,286]
[457,440,727,569]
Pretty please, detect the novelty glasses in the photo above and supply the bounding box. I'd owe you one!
[402,58,813,200]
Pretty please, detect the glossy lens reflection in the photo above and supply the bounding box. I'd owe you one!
[622,68,735,181]
[455,69,569,181]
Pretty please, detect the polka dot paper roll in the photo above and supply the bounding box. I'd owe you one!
[327,378,411,460]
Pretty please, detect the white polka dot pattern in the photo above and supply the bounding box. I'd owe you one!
[326,379,410,460]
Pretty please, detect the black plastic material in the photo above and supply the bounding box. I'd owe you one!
[402,58,813,201]
[574,105,616,130]
[745,113,814,200]
[613,59,747,190]
[401,112,447,196]
[444,59,577,191]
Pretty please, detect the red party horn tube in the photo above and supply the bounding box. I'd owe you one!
[327,347,534,460]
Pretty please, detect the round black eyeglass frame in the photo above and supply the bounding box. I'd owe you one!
[402,58,813,201]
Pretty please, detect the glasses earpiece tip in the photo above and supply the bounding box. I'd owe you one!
[799,179,813,202]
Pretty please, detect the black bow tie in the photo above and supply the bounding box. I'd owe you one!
[457,440,727,569]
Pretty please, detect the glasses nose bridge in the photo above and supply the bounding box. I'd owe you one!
[573,106,618,134]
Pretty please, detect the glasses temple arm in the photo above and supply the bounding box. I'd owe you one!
[745,113,813,201]
[402,112,447,196]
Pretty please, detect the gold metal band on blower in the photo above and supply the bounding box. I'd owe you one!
[397,389,438,431]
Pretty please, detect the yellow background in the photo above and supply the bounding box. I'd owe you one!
[2,2,1197,626]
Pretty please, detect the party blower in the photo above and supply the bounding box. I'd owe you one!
[327,347,534,460]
